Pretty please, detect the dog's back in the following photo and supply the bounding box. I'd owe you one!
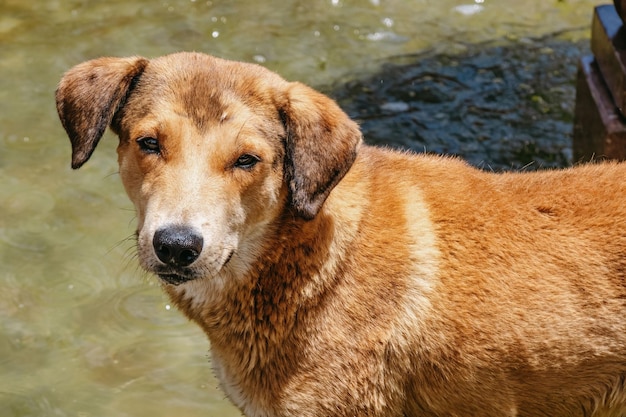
[345,149,626,416]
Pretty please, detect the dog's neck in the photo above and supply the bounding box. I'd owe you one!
[163,205,355,401]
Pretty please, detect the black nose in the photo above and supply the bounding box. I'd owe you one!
[153,225,203,267]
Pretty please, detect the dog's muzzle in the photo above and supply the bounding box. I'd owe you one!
[152,224,203,285]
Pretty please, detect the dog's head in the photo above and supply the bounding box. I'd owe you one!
[56,52,361,285]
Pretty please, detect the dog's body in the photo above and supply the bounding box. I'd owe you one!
[57,52,626,417]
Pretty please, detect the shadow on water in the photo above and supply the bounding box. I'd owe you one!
[330,34,587,171]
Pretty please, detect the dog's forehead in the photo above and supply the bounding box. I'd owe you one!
[135,53,286,130]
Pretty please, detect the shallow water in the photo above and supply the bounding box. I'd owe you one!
[0,0,606,416]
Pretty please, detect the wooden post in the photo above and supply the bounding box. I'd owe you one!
[573,4,626,162]
[573,56,626,161]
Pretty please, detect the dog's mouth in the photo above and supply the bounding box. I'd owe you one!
[154,249,235,286]
[157,272,195,286]
[150,258,203,284]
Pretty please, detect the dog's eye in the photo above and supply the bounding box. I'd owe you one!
[136,137,160,154]
[234,154,260,169]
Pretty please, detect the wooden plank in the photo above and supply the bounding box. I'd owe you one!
[573,55,626,162]
[591,4,626,114]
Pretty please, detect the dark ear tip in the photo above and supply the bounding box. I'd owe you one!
[294,206,318,221]
[291,193,326,220]
[70,144,94,169]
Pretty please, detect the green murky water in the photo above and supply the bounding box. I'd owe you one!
[0,1,607,416]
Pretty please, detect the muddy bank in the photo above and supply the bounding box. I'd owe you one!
[330,36,588,171]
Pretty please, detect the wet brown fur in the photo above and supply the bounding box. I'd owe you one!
[56,52,626,417]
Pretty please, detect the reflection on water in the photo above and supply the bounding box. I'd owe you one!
[0,0,606,415]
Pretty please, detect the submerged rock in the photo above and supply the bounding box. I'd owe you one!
[330,37,587,171]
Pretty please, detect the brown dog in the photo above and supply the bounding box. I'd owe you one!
[56,52,626,417]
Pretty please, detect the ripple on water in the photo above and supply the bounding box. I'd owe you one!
[65,281,224,413]
[0,187,81,252]
[53,258,111,306]
[1,189,54,249]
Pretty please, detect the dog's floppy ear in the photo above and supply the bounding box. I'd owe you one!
[56,57,149,169]
[280,82,362,220]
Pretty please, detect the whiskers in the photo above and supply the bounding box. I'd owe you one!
[107,233,151,282]
[119,234,140,267]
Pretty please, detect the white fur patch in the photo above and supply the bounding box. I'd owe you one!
[394,192,440,341]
